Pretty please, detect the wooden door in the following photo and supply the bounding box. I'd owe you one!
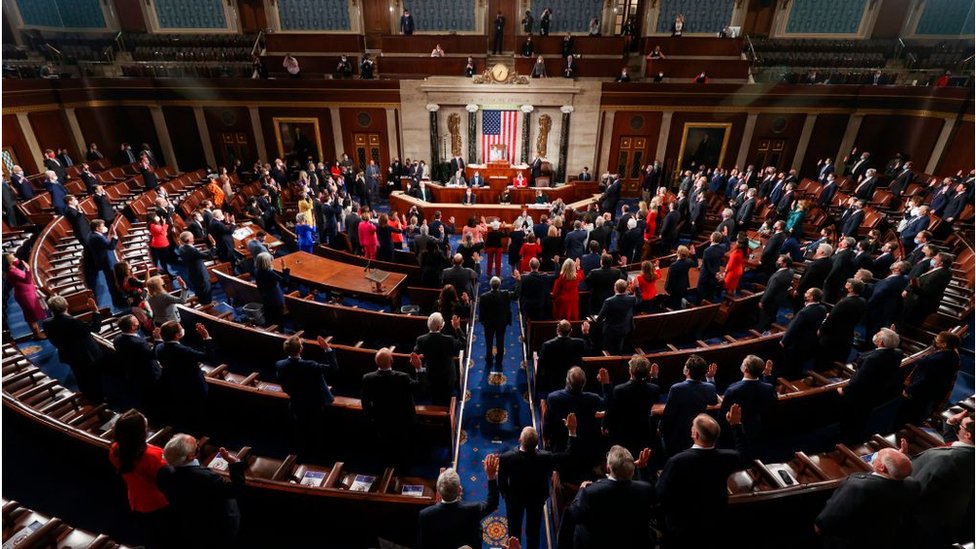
[353,133,383,173]
[742,0,775,36]
[218,132,251,167]
[615,136,647,196]
[488,0,516,52]
[237,0,267,33]
[752,138,786,172]
[361,0,391,50]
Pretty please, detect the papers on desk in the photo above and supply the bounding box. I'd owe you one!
[401,485,425,497]
[233,226,254,240]
[208,454,229,471]
[3,520,43,549]
[349,474,376,492]
[300,471,327,487]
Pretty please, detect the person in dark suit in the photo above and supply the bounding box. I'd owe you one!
[720,356,775,447]
[119,142,138,164]
[599,176,621,214]
[734,189,757,233]
[817,158,835,183]
[658,201,681,252]
[460,187,477,205]
[43,149,67,181]
[838,328,904,442]
[588,215,612,252]
[838,199,865,237]
[536,319,588,397]
[795,242,832,300]
[492,11,505,54]
[469,171,485,187]
[664,245,695,309]
[112,314,161,413]
[140,159,158,191]
[817,278,867,368]
[851,168,878,200]
[176,231,215,305]
[43,296,105,402]
[563,221,588,260]
[418,455,499,549]
[78,163,98,194]
[817,173,839,209]
[362,347,425,465]
[157,435,247,546]
[44,170,69,214]
[899,206,931,250]
[585,253,625,314]
[902,413,974,549]
[544,367,610,477]
[871,242,897,279]
[89,185,115,224]
[207,210,236,264]
[761,222,788,274]
[941,182,968,224]
[815,447,919,548]
[823,237,856,303]
[441,253,477,298]
[399,9,414,35]
[9,165,32,200]
[900,252,952,329]
[479,276,514,371]
[529,155,544,184]
[2,178,19,226]
[889,161,915,196]
[929,178,954,215]
[697,232,726,302]
[657,406,748,547]
[895,330,961,428]
[780,288,828,378]
[64,195,91,248]
[661,355,719,455]
[864,260,910,338]
[604,356,661,457]
[758,255,794,331]
[87,219,121,301]
[515,258,552,322]
[566,444,656,549]
[845,150,872,178]
[596,279,637,355]
[155,320,216,432]
[500,415,577,549]
[414,312,465,405]
[275,335,339,458]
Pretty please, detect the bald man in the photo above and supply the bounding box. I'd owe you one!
[499,414,577,549]
[361,347,425,466]
[815,447,920,548]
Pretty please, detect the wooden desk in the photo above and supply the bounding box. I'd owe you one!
[273,251,407,309]
[389,190,601,223]
[234,224,284,257]
[640,37,744,57]
[395,181,599,206]
[464,163,529,189]
[644,58,750,80]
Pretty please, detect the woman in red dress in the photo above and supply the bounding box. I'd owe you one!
[519,232,542,272]
[513,172,528,188]
[551,258,580,320]
[108,410,170,546]
[644,196,661,242]
[723,236,748,296]
[631,259,660,312]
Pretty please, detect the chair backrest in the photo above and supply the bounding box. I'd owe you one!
[535,177,551,188]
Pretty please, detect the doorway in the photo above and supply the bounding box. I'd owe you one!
[615,136,647,195]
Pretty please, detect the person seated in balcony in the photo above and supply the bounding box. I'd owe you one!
[646,45,665,60]
[615,67,631,83]
[531,55,547,78]
[360,54,375,79]
[672,14,685,37]
[335,55,353,78]
[563,55,577,78]
[282,54,300,78]
[522,36,534,58]
[464,57,476,77]
[588,18,601,36]
[430,44,445,58]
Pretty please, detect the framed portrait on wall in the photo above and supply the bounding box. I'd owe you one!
[273,117,324,164]
[676,123,732,173]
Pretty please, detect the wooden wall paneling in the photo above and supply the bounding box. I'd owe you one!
[607,111,663,196]
[2,114,38,174]
[258,107,335,164]
[935,120,975,176]
[746,113,806,172]
[361,0,392,49]
[162,107,206,170]
[854,114,944,169]
[237,0,267,33]
[338,107,389,176]
[119,106,163,165]
[664,112,747,177]
[112,0,147,32]
[799,114,850,177]
[74,107,122,161]
[203,107,256,168]
[488,0,517,53]
[742,0,776,36]
[27,110,75,159]
[871,0,912,38]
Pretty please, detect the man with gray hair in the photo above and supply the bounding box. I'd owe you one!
[566,442,655,547]
[177,230,215,305]
[479,276,515,372]
[157,435,247,545]
[837,327,904,443]
[418,454,499,549]
[414,311,465,405]
[815,447,919,547]
[43,296,105,402]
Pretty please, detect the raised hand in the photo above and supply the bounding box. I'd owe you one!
[635,448,652,469]
[726,403,742,426]
[451,314,462,330]
[152,327,162,341]
[707,362,718,379]
[763,359,774,377]
[317,335,331,351]
[650,362,660,378]
[86,298,99,312]
[483,453,500,480]
[581,320,590,335]
[563,412,578,436]
[597,368,610,385]
[218,447,239,464]
[195,323,210,339]
[409,352,424,370]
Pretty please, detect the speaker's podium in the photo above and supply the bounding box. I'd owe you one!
[464,145,530,192]
[365,267,389,293]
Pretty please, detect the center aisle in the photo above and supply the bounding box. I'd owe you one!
[454,257,549,549]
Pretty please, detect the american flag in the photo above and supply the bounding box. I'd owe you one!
[481,110,517,163]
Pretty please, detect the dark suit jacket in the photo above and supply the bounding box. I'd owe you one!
[798,255,830,294]
[911,445,974,530]
[597,294,637,337]
[903,349,959,408]
[656,425,747,541]
[658,210,681,246]
[155,339,217,401]
[588,226,611,251]
[824,249,855,299]
[65,207,91,246]
[178,244,213,292]
[700,243,727,283]
[900,215,930,244]
[661,380,719,454]
[761,232,787,272]
[819,295,867,349]
[761,267,794,310]
[414,331,464,393]
[782,302,827,352]
[865,274,908,329]
[441,265,476,298]
[905,265,951,316]
[112,333,160,394]
[518,271,552,318]
[852,251,874,272]
[537,335,587,395]
[479,288,513,328]
[605,379,660,452]
[208,219,235,261]
[417,480,499,549]
[93,194,115,223]
[585,267,625,312]
[544,387,606,451]
[156,461,247,544]
[889,169,914,195]
[499,438,573,505]
[839,208,864,237]
[44,311,103,368]
[818,182,837,208]
[871,252,895,279]
[664,257,695,299]
[87,232,117,270]
[275,351,339,413]
[942,193,967,221]
[721,379,776,439]
[735,198,755,227]
[569,477,656,549]
[44,158,67,181]
[361,368,423,428]
[79,172,98,194]
[600,181,621,212]
[815,473,921,549]
[141,167,158,190]
[852,177,876,200]
[45,180,68,213]
[11,174,33,199]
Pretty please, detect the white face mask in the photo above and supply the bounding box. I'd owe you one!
[910,207,920,217]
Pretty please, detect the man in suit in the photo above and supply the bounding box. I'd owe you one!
[871,241,897,279]
[460,188,477,205]
[852,168,878,200]
[344,205,361,254]
[400,9,415,35]
[604,356,661,458]
[64,195,91,248]
[599,175,621,214]
[838,199,865,238]
[417,455,499,549]
[468,170,485,187]
[928,177,954,216]
[852,239,874,272]
[758,255,794,331]
[362,347,425,467]
[697,232,727,302]
[77,163,98,194]
[896,330,962,427]
[900,412,973,549]
[566,444,656,549]
[158,435,247,546]
[761,221,788,274]
[177,231,215,305]
[900,252,952,329]
[412,180,433,202]
[905,230,932,266]
[530,155,544,185]
[156,320,217,432]
[864,259,909,340]
[588,214,612,252]
[2,178,19,226]
[734,188,757,233]
[585,253,626,314]
[889,160,915,196]
[9,165,32,200]
[563,220,588,260]
[112,313,162,407]
[87,219,121,302]
[845,150,872,178]
[449,155,465,175]
[119,142,138,164]
[441,253,477,298]
[795,242,832,299]
[817,158,835,183]
[536,319,588,397]
[664,245,695,309]
[207,209,236,264]
[817,278,868,369]
[43,296,105,402]
[500,415,577,549]
[56,148,73,167]
[544,367,610,476]
[577,166,593,181]
[780,288,828,378]
[414,312,465,405]
[492,11,505,54]
[658,200,681,252]
[596,279,637,355]
[43,170,69,214]
[479,276,514,371]
[515,258,552,321]
[715,208,736,244]
[823,237,856,302]
[140,158,158,191]
[819,446,922,544]
[276,335,340,458]
[899,205,931,250]
[661,355,720,455]
[139,143,158,168]
[942,182,968,224]
[43,149,67,181]
[816,174,839,210]
[657,407,748,547]
[721,356,776,448]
